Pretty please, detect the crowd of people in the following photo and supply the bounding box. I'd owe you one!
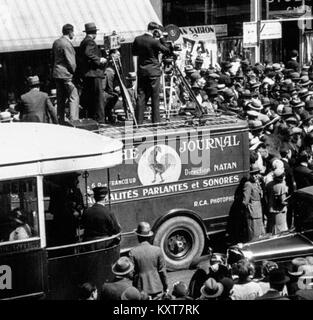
[174,49,313,244]
[79,248,313,301]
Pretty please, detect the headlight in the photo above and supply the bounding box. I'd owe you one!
[242,249,254,261]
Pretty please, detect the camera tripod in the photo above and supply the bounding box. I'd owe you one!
[111,56,138,128]
[161,59,204,120]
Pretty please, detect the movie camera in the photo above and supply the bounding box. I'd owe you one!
[103,31,125,51]
[154,24,182,73]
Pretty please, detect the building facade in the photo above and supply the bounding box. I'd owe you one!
[162,0,313,66]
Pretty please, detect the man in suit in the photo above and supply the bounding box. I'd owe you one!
[78,22,107,123]
[129,221,168,298]
[16,76,58,124]
[256,269,290,300]
[52,24,79,124]
[81,186,120,241]
[286,50,300,72]
[280,146,296,228]
[100,257,134,300]
[294,150,313,189]
[132,22,170,124]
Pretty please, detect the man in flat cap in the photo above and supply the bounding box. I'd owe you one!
[78,22,107,123]
[81,186,120,242]
[52,24,79,124]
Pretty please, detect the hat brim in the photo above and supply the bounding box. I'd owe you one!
[291,103,305,108]
[83,28,99,33]
[112,263,134,276]
[287,270,305,277]
[303,115,313,122]
[134,229,154,237]
[200,283,223,298]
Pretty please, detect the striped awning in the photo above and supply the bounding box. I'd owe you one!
[0,0,161,52]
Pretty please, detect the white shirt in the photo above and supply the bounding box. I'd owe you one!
[231,282,263,300]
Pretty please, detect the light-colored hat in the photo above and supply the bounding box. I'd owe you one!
[112,257,134,276]
[27,75,40,86]
[0,111,12,122]
[200,278,224,298]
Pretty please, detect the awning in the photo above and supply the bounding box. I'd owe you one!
[0,123,123,180]
[0,0,161,52]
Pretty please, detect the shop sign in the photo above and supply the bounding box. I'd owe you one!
[176,25,218,68]
[260,21,282,39]
[243,22,258,47]
[267,0,311,18]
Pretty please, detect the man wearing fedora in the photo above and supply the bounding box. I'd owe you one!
[132,22,170,124]
[81,186,120,242]
[78,22,107,123]
[52,24,79,124]
[129,221,168,299]
[242,164,265,241]
[16,76,58,124]
[294,150,313,190]
[100,256,135,300]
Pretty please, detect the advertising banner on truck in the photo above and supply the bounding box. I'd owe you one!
[83,121,249,235]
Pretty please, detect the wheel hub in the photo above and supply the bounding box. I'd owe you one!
[166,230,192,259]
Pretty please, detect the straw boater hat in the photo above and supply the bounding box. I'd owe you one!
[200,278,224,299]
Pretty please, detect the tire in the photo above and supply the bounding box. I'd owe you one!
[153,216,205,270]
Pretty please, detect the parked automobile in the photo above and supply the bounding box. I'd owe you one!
[226,186,313,270]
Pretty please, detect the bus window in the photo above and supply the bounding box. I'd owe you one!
[43,173,84,247]
[0,178,39,244]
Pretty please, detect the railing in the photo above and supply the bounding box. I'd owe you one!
[46,233,121,258]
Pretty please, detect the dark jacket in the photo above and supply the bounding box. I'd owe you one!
[281,158,296,193]
[52,36,76,80]
[78,36,105,78]
[132,33,170,78]
[129,241,168,295]
[17,89,58,124]
[100,278,131,300]
[294,164,313,189]
[81,203,120,239]
[286,59,300,72]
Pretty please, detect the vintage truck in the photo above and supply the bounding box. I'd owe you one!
[83,115,250,270]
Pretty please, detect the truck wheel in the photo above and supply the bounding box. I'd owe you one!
[153,216,205,270]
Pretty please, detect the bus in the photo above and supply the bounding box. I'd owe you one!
[0,123,123,300]
[84,115,250,270]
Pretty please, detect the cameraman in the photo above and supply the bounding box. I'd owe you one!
[132,22,170,124]
[103,49,120,124]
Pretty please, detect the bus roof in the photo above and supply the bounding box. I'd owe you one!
[98,115,248,139]
[0,123,123,180]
